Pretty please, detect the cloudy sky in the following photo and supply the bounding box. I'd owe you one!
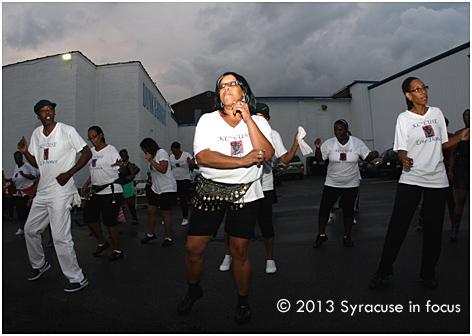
[2,2,470,104]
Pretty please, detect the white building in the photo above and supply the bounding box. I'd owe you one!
[3,42,469,182]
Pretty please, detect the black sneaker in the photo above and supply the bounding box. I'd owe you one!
[64,276,89,293]
[313,234,328,248]
[92,241,110,257]
[343,236,354,247]
[161,238,173,247]
[131,220,138,225]
[369,273,393,289]
[109,251,124,261]
[177,291,203,315]
[235,304,251,325]
[141,234,156,244]
[420,277,438,289]
[27,261,51,281]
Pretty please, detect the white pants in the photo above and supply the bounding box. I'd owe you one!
[24,192,84,283]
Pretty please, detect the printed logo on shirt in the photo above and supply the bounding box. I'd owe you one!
[92,159,97,168]
[230,140,243,156]
[15,173,18,178]
[43,148,49,160]
[176,163,181,167]
[422,125,435,138]
[340,153,347,161]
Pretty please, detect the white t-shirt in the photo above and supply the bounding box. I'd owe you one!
[321,136,371,188]
[170,151,193,181]
[394,106,449,188]
[88,144,123,195]
[12,162,38,196]
[149,149,177,195]
[261,129,288,191]
[28,122,87,196]
[193,111,274,203]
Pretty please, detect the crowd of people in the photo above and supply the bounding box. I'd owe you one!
[3,74,469,324]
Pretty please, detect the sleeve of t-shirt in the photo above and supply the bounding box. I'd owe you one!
[253,116,274,147]
[28,131,38,159]
[24,163,39,177]
[67,126,87,153]
[271,130,288,158]
[111,146,121,172]
[393,114,408,152]
[156,149,169,163]
[358,139,372,161]
[437,109,449,144]
[320,139,330,161]
[193,114,212,157]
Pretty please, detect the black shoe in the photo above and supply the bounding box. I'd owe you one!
[177,292,202,315]
[313,234,328,248]
[141,234,156,244]
[161,238,173,247]
[343,236,354,248]
[420,277,438,289]
[235,304,251,325]
[369,273,392,289]
[27,261,51,281]
[92,241,110,257]
[109,251,124,261]
[450,225,459,242]
[131,220,138,225]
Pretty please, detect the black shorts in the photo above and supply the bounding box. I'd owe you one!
[188,199,260,239]
[83,193,123,226]
[318,186,358,219]
[146,189,176,211]
[257,190,276,238]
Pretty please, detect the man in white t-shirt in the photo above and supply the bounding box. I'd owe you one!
[17,99,92,293]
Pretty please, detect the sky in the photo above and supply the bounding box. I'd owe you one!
[2,2,470,104]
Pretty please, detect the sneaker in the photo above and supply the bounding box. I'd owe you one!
[109,251,124,261]
[313,234,328,248]
[161,220,164,225]
[328,213,336,223]
[92,241,110,257]
[181,218,189,226]
[27,261,51,281]
[161,238,173,247]
[353,218,357,224]
[343,236,354,247]
[141,234,156,244]
[235,304,251,325]
[369,273,392,289]
[64,276,89,293]
[266,260,277,274]
[219,255,232,272]
[177,291,203,315]
[131,220,138,225]
[15,228,24,236]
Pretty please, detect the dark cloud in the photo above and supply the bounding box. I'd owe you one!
[2,3,469,103]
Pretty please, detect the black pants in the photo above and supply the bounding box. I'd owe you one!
[377,183,447,278]
[176,180,191,218]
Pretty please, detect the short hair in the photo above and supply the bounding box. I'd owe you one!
[14,151,23,158]
[214,72,256,115]
[88,125,106,143]
[171,142,181,149]
[140,138,160,157]
[119,149,128,156]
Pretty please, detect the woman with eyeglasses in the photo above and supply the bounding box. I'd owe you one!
[448,109,470,242]
[80,126,125,261]
[176,72,274,325]
[369,77,470,290]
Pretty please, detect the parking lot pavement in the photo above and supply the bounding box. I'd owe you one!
[2,175,469,333]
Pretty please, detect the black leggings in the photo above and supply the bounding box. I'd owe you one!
[318,186,358,219]
[377,183,447,278]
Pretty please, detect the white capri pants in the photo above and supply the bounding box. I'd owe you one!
[24,192,85,283]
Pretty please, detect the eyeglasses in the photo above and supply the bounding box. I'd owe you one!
[88,134,100,141]
[409,86,429,93]
[219,81,242,90]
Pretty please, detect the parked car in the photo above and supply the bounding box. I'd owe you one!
[361,148,402,178]
[274,155,304,179]
[272,163,283,185]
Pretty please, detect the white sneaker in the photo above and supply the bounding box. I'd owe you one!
[266,260,277,274]
[328,213,336,223]
[181,218,189,226]
[15,228,24,236]
[219,255,232,272]
[161,220,164,225]
[353,218,357,224]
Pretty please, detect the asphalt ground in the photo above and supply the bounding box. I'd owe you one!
[2,175,470,334]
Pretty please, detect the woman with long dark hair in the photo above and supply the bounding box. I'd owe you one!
[139,137,177,247]
[176,72,274,325]
[369,77,469,289]
[80,126,125,261]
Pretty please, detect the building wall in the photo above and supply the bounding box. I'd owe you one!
[370,47,470,152]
